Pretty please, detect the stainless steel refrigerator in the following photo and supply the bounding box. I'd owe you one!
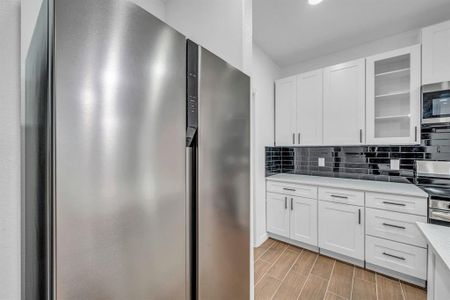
[22,0,250,299]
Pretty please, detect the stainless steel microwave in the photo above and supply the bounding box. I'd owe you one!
[422,81,450,124]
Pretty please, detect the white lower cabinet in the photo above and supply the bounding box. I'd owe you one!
[366,236,427,280]
[290,196,318,245]
[266,192,290,238]
[428,248,450,300]
[318,201,364,260]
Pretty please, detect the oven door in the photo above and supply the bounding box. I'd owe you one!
[422,83,450,124]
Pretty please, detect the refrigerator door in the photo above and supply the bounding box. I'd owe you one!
[197,48,251,299]
[54,0,186,299]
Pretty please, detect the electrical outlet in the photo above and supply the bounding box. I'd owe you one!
[318,157,325,167]
[390,159,400,170]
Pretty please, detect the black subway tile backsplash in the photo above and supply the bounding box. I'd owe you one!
[265,124,450,183]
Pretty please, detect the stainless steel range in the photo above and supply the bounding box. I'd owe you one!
[416,161,450,226]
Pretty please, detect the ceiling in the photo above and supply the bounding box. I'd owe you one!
[253,0,450,68]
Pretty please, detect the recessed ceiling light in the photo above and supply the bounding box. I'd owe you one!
[308,0,323,5]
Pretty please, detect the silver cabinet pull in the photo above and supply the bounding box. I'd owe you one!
[292,133,295,145]
[358,209,361,225]
[382,201,406,207]
[283,188,296,192]
[290,198,293,211]
[382,223,406,229]
[382,252,405,261]
[415,126,418,142]
[285,197,287,210]
[298,133,301,144]
[359,129,363,143]
[331,195,348,199]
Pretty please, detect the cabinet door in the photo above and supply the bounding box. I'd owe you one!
[422,20,450,85]
[318,201,364,260]
[266,192,290,238]
[366,45,421,145]
[297,70,323,145]
[323,59,365,145]
[290,196,318,246]
[275,76,297,146]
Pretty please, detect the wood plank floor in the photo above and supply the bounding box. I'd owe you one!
[254,239,426,300]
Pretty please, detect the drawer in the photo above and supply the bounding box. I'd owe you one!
[366,236,427,280]
[266,181,317,199]
[366,208,427,248]
[366,192,427,216]
[318,187,364,206]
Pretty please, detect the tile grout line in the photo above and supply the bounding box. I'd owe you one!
[349,265,356,300]
[375,273,379,300]
[399,279,406,300]
[269,248,304,300]
[322,259,336,300]
[296,253,320,300]
[255,242,288,287]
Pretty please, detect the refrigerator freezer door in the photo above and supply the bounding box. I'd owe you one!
[54,0,186,299]
[197,48,251,299]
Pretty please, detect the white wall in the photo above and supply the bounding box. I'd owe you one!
[252,44,280,247]
[282,29,421,76]
[165,0,252,74]
[0,1,21,299]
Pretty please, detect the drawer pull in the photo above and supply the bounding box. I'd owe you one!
[382,201,406,207]
[382,223,406,230]
[331,194,348,199]
[283,188,296,192]
[285,197,287,210]
[382,252,406,261]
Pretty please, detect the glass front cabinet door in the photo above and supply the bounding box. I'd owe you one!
[365,45,421,145]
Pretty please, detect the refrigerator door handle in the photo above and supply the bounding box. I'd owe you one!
[185,147,193,300]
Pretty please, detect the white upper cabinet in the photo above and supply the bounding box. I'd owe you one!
[275,76,297,146]
[323,59,366,145]
[296,69,323,145]
[422,20,450,84]
[365,45,421,145]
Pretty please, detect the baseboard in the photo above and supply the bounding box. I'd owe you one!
[366,263,426,288]
[319,249,364,268]
[267,233,319,253]
[254,232,269,248]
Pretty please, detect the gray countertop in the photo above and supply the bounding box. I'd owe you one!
[417,222,450,271]
[266,173,428,198]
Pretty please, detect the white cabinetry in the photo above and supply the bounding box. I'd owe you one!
[318,195,365,261]
[428,248,450,300]
[366,45,421,145]
[266,192,290,237]
[275,76,297,146]
[296,69,323,145]
[266,181,318,247]
[290,196,318,246]
[323,59,365,145]
[422,20,450,84]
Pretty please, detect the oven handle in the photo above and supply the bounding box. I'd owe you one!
[430,210,450,222]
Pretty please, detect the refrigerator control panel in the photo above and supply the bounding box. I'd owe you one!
[186,40,198,147]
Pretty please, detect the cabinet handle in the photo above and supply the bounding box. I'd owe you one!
[358,209,361,225]
[291,198,293,211]
[359,129,363,143]
[415,126,418,142]
[283,188,296,192]
[382,252,405,261]
[292,133,295,145]
[298,133,301,144]
[331,194,348,199]
[382,201,406,207]
[285,197,287,210]
[382,223,406,230]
